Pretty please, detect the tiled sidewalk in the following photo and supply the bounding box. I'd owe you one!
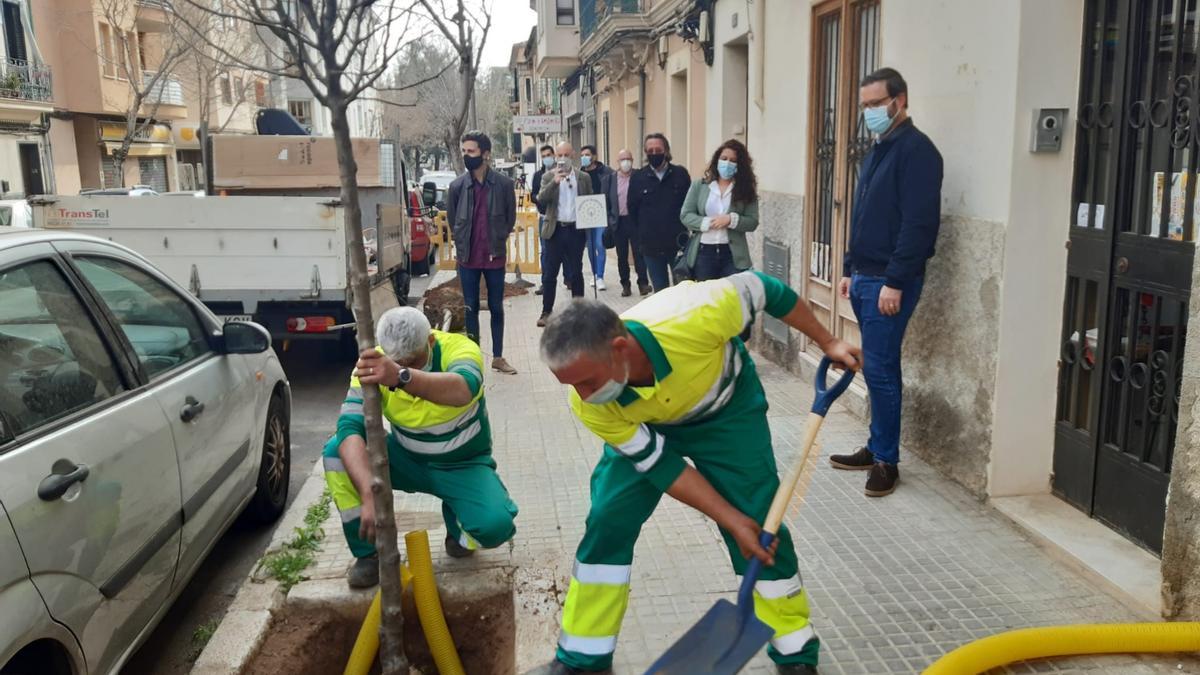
[307,267,1199,675]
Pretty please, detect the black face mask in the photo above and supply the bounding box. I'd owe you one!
[647,153,666,168]
[464,155,485,171]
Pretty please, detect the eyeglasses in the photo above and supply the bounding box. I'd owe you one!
[858,96,893,112]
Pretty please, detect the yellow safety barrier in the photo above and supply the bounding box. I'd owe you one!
[429,208,542,275]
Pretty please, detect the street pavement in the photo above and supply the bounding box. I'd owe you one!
[122,275,433,675]
[297,267,1200,674]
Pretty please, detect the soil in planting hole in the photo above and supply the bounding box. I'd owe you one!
[422,278,528,333]
[249,582,515,675]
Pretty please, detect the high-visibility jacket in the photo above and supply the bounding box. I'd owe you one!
[568,270,800,490]
[336,330,490,461]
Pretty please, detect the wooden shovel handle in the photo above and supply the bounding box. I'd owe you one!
[763,411,825,535]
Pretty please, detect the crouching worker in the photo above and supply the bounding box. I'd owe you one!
[322,306,519,588]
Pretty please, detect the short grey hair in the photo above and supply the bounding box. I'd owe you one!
[376,307,431,360]
[539,300,628,368]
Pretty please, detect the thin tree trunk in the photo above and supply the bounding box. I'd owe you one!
[329,101,408,675]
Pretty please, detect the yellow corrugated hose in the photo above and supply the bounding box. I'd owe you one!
[923,622,1200,674]
[406,529,466,675]
[343,530,466,675]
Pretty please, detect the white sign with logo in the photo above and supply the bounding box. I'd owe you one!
[576,194,608,230]
[513,115,564,134]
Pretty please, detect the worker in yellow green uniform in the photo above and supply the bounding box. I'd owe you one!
[531,271,861,675]
[323,306,519,588]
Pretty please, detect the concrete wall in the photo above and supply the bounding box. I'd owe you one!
[987,0,1083,496]
[878,0,1019,493]
[592,37,706,175]
[1164,254,1200,619]
[713,0,810,353]
[48,119,82,195]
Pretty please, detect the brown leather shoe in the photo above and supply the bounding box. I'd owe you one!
[829,446,874,470]
[865,461,899,497]
[492,356,517,375]
[537,312,550,328]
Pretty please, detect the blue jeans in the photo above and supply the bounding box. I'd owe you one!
[693,243,739,281]
[848,274,924,465]
[458,265,507,358]
[643,253,674,292]
[585,227,606,279]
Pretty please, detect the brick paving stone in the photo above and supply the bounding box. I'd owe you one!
[304,264,1200,674]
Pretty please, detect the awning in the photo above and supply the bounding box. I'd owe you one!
[103,142,174,157]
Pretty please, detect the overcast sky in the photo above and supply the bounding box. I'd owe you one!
[479,1,538,69]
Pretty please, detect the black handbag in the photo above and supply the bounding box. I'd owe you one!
[602,225,616,249]
[671,232,696,282]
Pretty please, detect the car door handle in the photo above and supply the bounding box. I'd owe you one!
[38,462,90,501]
[180,396,206,423]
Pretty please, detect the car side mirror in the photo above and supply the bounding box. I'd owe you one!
[222,321,271,354]
[421,182,437,209]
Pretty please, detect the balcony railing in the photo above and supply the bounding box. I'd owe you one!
[144,71,185,106]
[580,0,642,43]
[0,58,52,103]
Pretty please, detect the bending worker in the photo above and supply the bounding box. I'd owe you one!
[533,272,860,674]
[322,307,519,588]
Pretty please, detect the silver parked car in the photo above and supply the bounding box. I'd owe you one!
[0,230,291,674]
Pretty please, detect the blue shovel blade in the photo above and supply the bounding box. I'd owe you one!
[642,599,776,675]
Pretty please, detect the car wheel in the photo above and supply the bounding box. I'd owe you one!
[242,394,290,525]
[392,268,411,305]
[413,254,431,277]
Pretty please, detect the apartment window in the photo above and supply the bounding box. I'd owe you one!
[119,31,135,80]
[524,77,532,104]
[255,79,267,107]
[233,75,244,102]
[556,0,574,25]
[288,99,312,127]
[137,32,147,70]
[99,23,115,77]
[219,75,232,104]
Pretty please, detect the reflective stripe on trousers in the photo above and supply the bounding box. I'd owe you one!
[747,574,817,656]
[557,561,632,667]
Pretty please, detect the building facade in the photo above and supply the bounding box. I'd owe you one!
[0,0,55,197]
[37,0,196,193]
[534,0,1200,620]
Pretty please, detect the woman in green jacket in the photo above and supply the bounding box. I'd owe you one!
[679,138,760,280]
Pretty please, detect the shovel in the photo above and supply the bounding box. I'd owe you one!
[643,356,855,675]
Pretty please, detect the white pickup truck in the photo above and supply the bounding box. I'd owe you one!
[30,194,410,350]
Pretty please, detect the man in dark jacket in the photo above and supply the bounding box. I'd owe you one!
[446,131,518,374]
[628,133,691,292]
[580,145,613,290]
[531,144,555,296]
[829,68,943,497]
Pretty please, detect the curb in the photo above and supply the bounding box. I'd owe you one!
[189,461,326,674]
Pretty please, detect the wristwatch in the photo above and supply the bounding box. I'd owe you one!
[392,367,412,391]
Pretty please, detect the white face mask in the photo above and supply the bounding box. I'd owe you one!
[585,378,625,404]
[619,159,633,173]
[583,360,629,405]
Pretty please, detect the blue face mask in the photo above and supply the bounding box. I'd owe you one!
[863,101,894,135]
[542,156,554,169]
[580,155,593,168]
[717,159,737,180]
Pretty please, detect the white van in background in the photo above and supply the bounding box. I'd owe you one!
[0,200,31,228]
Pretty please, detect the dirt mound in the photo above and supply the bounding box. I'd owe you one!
[421,277,528,332]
